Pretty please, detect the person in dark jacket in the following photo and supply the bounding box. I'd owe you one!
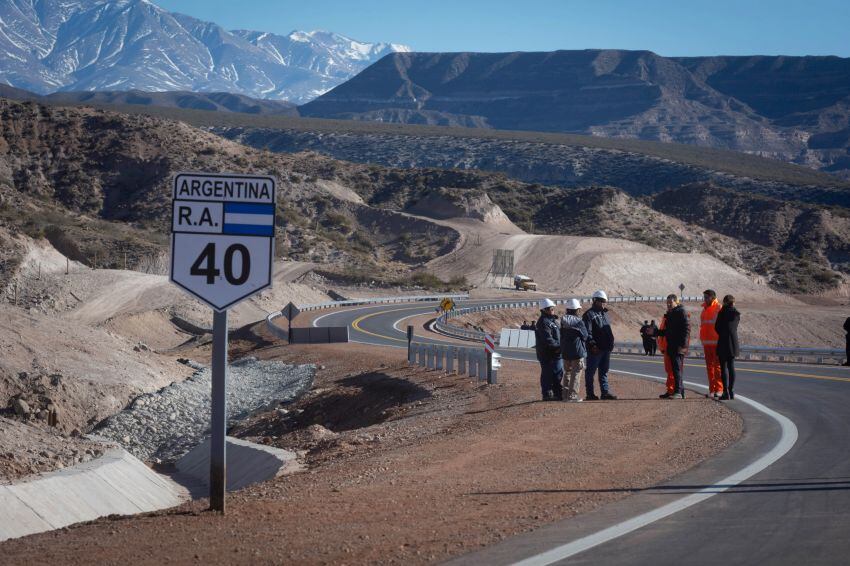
[535,298,563,401]
[640,321,651,355]
[582,290,617,400]
[560,299,588,402]
[715,295,741,400]
[648,320,658,355]
[657,294,690,399]
[844,317,850,366]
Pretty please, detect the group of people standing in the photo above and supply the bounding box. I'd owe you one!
[533,289,741,402]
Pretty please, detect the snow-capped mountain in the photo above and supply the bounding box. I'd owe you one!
[0,0,410,103]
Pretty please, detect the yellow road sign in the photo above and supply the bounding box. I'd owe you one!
[440,298,455,312]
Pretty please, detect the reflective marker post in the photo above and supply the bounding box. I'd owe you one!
[210,309,228,512]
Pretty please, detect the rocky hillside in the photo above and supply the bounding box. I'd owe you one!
[1,96,848,294]
[0,98,459,290]
[299,50,850,177]
[217,125,850,207]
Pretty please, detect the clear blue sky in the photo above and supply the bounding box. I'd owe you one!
[154,0,850,57]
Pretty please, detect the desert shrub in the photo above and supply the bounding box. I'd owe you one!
[448,275,469,289]
[324,211,351,231]
[411,272,444,289]
[814,270,837,283]
[351,231,374,251]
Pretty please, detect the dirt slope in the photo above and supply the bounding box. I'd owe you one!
[427,214,785,301]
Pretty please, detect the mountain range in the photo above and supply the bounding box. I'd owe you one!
[300,50,850,176]
[0,0,409,103]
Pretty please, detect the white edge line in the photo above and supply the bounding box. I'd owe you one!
[511,368,799,566]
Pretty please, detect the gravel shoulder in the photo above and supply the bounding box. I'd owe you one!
[0,327,742,564]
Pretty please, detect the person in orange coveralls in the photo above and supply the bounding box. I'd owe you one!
[700,289,724,399]
[657,311,676,398]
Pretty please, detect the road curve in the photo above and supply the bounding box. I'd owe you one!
[309,301,850,565]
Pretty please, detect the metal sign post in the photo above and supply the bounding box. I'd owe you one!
[210,309,228,512]
[407,325,414,361]
[281,302,300,344]
[169,172,276,513]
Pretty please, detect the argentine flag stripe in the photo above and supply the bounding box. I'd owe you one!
[223,202,274,236]
[223,224,274,236]
[225,213,274,226]
[224,202,274,215]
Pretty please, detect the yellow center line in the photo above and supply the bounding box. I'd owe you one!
[611,355,850,383]
[351,306,427,343]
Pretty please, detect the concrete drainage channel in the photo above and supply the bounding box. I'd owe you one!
[1,357,316,542]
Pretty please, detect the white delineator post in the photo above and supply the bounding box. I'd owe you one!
[485,334,496,384]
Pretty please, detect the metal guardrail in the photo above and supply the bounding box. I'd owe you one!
[435,295,703,343]
[407,341,498,384]
[434,296,846,365]
[266,293,470,337]
[295,293,470,312]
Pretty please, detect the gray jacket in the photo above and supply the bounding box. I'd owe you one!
[560,314,588,360]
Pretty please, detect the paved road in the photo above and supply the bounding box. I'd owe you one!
[308,301,850,565]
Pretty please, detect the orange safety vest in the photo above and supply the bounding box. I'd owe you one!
[657,314,668,353]
[700,298,721,345]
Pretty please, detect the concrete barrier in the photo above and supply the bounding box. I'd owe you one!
[289,326,349,344]
[175,436,300,493]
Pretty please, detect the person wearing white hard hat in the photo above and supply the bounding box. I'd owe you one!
[560,298,588,402]
[582,290,618,400]
[534,298,564,401]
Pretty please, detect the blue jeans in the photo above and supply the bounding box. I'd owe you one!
[585,349,611,395]
[539,357,564,399]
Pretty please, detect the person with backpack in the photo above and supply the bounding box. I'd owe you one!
[560,299,588,402]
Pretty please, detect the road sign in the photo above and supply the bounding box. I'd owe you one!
[170,172,276,312]
[281,302,300,321]
[484,334,496,354]
[440,298,455,312]
[169,172,276,514]
[679,283,685,293]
